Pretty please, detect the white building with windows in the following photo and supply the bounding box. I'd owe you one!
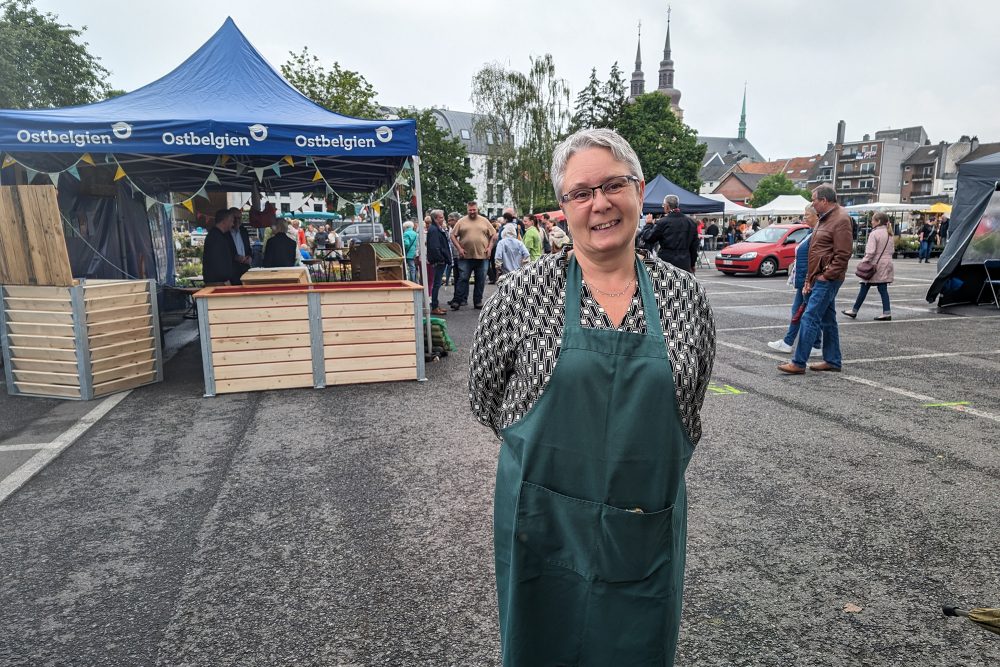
[431,109,509,217]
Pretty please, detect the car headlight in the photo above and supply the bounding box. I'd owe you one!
[739,252,758,260]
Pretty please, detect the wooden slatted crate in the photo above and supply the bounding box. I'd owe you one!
[194,281,424,396]
[1,280,163,400]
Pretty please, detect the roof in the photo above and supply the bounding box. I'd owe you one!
[736,155,822,179]
[753,194,810,215]
[431,109,492,155]
[724,171,767,192]
[956,142,1000,166]
[642,174,724,214]
[697,135,765,163]
[903,145,941,165]
[0,18,416,193]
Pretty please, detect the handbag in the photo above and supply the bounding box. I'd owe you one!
[855,233,889,281]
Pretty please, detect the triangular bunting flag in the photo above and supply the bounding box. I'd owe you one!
[353,204,363,215]
[220,155,230,165]
[373,201,382,215]
[80,153,95,166]
[181,199,195,213]
[235,162,246,175]
[163,203,173,214]
[67,165,80,180]
[206,170,220,184]
[272,164,281,177]
[114,165,126,181]
[2,155,14,168]
[254,167,265,182]
[283,155,294,167]
[48,172,60,184]
[304,156,315,167]
[145,196,156,210]
[312,168,323,182]
[195,187,209,201]
[402,158,411,171]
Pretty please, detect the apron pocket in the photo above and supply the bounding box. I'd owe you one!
[516,481,674,584]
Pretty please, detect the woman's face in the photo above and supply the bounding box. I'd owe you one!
[559,147,643,259]
[804,210,818,227]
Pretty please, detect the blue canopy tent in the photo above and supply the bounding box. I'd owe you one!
[642,174,724,215]
[926,152,1000,306]
[0,17,419,286]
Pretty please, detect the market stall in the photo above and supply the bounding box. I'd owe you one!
[193,281,424,396]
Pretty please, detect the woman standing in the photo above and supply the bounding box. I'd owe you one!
[470,128,716,666]
[402,220,418,282]
[843,211,894,321]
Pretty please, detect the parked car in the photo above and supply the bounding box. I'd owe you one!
[338,222,386,246]
[715,223,810,276]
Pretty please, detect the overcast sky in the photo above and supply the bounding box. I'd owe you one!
[36,0,1000,161]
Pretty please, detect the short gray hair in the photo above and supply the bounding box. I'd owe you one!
[550,128,643,202]
[812,184,837,203]
[430,209,444,220]
[805,205,817,215]
[663,195,680,210]
[448,212,461,221]
[403,220,414,230]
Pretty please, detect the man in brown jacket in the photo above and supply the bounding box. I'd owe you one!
[778,184,853,374]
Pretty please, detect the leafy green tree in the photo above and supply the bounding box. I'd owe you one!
[472,55,570,213]
[0,0,110,108]
[748,173,810,209]
[281,47,379,119]
[597,62,628,130]
[398,107,475,215]
[616,93,704,193]
[569,68,601,132]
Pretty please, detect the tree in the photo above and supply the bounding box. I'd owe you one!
[281,47,379,119]
[569,68,601,132]
[597,62,628,130]
[749,173,811,209]
[397,107,475,215]
[471,54,570,213]
[0,0,110,108]
[616,93,705,193]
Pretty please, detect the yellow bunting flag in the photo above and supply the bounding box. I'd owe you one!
[1,155,14,168]
[312,168,323,182]
[220,155,230,165]
[372,201,382,215]
[114,165,126,181]
[80,153,95,166]
[181,199,195,213]
[283,155,294,167]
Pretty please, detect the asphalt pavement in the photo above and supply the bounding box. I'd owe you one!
[1,255,998,666]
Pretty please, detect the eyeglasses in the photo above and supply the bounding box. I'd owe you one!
[560,175,639,205]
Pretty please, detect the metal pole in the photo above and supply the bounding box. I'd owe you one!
[196,297,216,397]
[411,156,433,360]
[307,291,326,389]
[70,284,94,400]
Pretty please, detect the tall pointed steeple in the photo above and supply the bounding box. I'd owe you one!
[738,83,747,140]
[630,20,645,101]
[655,5,683,120]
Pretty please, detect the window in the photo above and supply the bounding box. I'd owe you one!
[786,228,810,244]
[486,131,494,145]
[464,157,470,170]
[841,180,852,189]
[281,203,291,213]
[314,204,323,212]
[842,164,854,174]
[486,184,494,202]
[487,160,494,179]
[861,162,875,174]
[860,145,867,152]
[859,178,874,189]
[921,165,934,177]
[460,129,471,140]
[905,165,912,171]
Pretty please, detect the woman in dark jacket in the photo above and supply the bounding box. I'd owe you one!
[262,220,297,268]
[426,209,452,314]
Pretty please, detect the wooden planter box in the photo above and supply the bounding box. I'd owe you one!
[194,281,425,396]
[1,280,163,400]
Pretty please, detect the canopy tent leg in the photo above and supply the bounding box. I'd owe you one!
[411,155,433,373]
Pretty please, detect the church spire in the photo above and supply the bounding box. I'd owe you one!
[656,5,683,120]
[663,6,672,60]
[738,83,747,140]
[630,20,645,101]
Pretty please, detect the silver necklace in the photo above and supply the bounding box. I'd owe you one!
[584,273,636,298]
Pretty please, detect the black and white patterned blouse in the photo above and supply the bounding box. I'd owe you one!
[470,246,716,444]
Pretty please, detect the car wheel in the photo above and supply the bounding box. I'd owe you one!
[758,257,779,277]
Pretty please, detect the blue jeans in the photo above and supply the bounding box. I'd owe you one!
[443,260,455,285]
[406,258,417,282]
[453,258,488,306]
[783,287,822,349]
[793,279,843,368]
[430,262,446,309]
[852,282,891,313]
[918,240,931,261]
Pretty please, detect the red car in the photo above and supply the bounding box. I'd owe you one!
[715,224,810,276]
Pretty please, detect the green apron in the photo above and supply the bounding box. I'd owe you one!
[494,254,694,666]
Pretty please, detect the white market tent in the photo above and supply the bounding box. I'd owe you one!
[701,193,754,215]
[844,202,926,212]
[753,195,810,216]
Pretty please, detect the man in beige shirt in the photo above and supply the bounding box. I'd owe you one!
[449,201,497,310]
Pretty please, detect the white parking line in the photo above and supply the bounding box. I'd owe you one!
[717,314,1000,333]
[0,443,61,452]
[0,391,132,504]
[716,340,1000,425]
[710,298,933,310]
